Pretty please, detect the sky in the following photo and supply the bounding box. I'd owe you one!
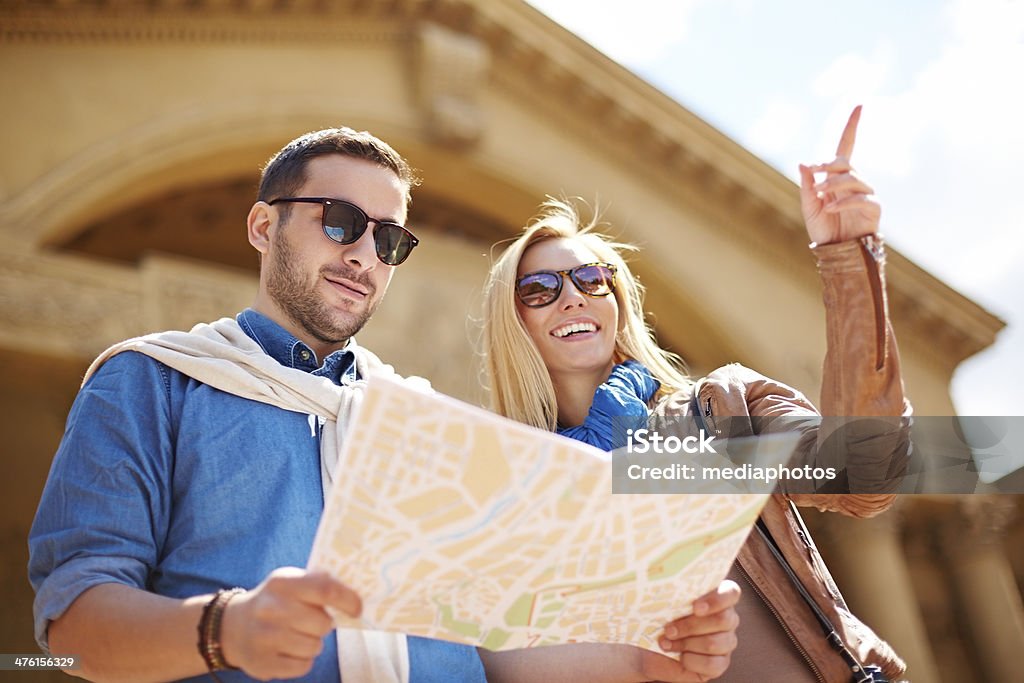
[526,0,1023,417]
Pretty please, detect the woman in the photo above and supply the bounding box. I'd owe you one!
[481,107,912,682]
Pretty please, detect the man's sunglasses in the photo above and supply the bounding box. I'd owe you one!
[268,197,419,266]
[515,262,617,308]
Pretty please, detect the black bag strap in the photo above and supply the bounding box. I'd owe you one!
[754,518,876,683]
[689,391,878,683]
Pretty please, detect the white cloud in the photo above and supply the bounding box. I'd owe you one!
[947,0,1024,43]
[801,0,1024,182]
[804,45,909,175]
[952,262,1024,415]
[525,0,705,66]
[858,0,1024,290]
[745,98,808,158]
[811,47,892,100]
[865,0,1024,414]
[911,0,1024,161]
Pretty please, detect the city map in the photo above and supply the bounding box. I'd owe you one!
[308,374,775,651]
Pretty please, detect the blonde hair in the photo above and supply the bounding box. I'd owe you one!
[482,198,692,431]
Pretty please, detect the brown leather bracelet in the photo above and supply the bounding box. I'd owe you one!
[197,588,245,676]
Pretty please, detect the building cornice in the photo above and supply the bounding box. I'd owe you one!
[447,0,1006,365]
[1,0,1005,365]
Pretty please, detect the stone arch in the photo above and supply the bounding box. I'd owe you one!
[6,102,419,247]
[7,96,738,387]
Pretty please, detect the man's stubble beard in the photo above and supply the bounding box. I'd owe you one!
[266,225,380,347]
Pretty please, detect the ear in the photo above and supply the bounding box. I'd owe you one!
[247,201,274,255]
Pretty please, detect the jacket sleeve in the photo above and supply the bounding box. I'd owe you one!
[798,236,912,516]
[733,237,912,517]
[814,236,909,417]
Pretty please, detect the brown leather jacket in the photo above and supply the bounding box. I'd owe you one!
[654,236,913,682]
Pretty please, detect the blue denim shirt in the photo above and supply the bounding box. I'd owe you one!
[28,309,486,683]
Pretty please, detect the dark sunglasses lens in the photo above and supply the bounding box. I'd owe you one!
[374,224,416,266]
[322,203,366,244]
[573,264,615,296]
[516,272,562,307]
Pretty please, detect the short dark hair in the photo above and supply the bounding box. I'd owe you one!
[258,127,420,215]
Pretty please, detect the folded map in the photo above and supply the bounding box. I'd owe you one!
[308,373,798,651]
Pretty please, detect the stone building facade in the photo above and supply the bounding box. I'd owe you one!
[1,1,1020,680]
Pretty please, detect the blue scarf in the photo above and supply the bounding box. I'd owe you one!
[557,359,660,451]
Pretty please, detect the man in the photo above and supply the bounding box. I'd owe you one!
[29,127,738,682]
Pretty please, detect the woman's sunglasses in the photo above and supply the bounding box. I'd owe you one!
[515,262,617,308]
[268,197,419,266]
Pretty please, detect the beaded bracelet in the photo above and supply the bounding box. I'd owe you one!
[197,587,245,679]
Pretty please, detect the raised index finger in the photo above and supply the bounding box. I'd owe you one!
[835,105,862,160]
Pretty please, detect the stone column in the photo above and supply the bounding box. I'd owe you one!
[813,501,942,682]
[940,495,1024,683]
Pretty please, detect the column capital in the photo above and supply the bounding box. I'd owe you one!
[949,495,1019,548]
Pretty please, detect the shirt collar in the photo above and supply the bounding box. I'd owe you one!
[236,308,358,384]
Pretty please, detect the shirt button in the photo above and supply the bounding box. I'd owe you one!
[299,350,311,361]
